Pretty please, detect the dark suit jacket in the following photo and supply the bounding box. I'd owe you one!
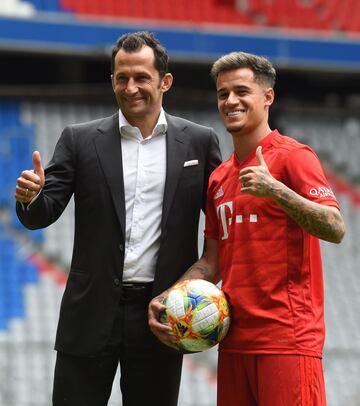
[17,112,222,356]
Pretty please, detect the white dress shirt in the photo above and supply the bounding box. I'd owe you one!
[119,109,167,283]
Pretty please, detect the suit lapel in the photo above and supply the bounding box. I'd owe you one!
[162,115,189,231]
[93,113,126,238]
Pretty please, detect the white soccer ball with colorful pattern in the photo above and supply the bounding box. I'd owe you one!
[160,279,231,353]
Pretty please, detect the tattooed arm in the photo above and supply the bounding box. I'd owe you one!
[177,239,221,284]
[240,146,345,244]
[269,184,345,243]
[148,239,220,348]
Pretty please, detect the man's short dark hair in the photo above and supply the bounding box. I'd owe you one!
[111,31,169,78]
[210,51,276,88]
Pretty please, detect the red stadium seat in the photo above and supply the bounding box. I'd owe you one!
[59,0,360,33]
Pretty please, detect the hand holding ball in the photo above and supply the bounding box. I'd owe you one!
[160,279,230,353]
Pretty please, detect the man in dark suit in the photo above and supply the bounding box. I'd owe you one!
[15,31,221,406]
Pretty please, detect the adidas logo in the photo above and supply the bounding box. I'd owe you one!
[215,186,224,199]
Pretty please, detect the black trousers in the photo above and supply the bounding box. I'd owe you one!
[52,284,183,406]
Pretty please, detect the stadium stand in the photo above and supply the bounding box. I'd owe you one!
[0,231,65,404]
[277,112,360,184]
[13,0,360,34]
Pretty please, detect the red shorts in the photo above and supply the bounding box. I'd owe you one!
[217,353,326,406]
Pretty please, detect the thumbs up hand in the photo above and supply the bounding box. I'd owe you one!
[239,146,279,198]
[15,150,45,203]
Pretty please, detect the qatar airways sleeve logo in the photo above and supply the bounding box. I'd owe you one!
[309,186,335,199]
[217,201,258,240]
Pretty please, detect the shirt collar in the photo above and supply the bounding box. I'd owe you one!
[118,108,168,140]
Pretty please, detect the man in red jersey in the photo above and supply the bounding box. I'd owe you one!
[149,51,345,405]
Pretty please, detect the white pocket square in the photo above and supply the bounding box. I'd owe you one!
[184,159,199,167]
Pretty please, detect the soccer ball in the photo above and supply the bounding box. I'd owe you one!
[160,279,230,353]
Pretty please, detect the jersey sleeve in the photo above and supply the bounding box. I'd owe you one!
[284,146,339,208]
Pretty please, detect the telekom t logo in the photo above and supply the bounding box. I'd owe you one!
[217,201,258,240]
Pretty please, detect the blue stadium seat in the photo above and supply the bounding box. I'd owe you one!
[0,101,21,129]
[0,100,44,242]
[26,0,61,12]
[0,227,39,330]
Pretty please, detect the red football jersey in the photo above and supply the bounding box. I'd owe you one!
[205,130,339,357]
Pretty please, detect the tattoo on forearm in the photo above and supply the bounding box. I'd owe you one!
[187,264,209,279]
[274,186,344,243]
